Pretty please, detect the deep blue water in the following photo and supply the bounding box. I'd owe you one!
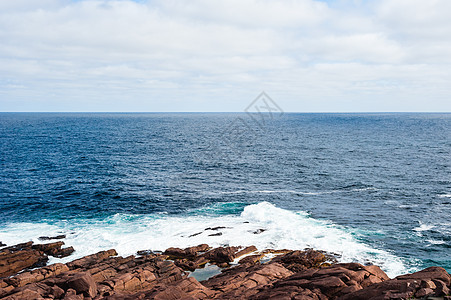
[0,113,450,276]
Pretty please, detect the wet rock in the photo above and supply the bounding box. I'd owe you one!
[239,254,265,265]
[28,241,75,258]
[136,250,154,256]
[38,235,66,241]
[204,226,227,231]
[0,245,48,277]
[208,232,222,236]
[0,243,5,248]
[253,229,266,234]
[188,232,202,237]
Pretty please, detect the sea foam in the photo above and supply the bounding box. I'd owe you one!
[0,202,410,277]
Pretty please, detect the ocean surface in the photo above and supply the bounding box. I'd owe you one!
[0,112,450,278]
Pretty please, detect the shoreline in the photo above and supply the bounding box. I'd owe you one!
[1,240,450,299]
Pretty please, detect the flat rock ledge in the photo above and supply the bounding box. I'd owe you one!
[1,242,450,299]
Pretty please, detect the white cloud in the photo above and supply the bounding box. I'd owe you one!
[0,0,450,111]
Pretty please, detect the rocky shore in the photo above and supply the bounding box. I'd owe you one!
[0,240,450,299]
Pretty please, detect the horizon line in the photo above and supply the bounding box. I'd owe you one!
[1,111,450,114]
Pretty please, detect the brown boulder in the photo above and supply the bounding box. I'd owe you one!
[66,272,97,298]
[67,249,117,269]
[396,266,451,285]
[340,266,451,300]
[0,248,47,278]
[202,246,239,263]
[164,244,210,259]
[273,249,328,272]
[32,241,74,258]
[203,262,294,298]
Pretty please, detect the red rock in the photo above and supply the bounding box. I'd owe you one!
[63,288,84,300]
[0,248,47,277]
[1,242,450,300]
[433,279,450,296]
[239,254,264,265]
[274,249,328,272]
[202,246,239,263]
[164,244,210,259]
[67,249,118,269]
[235,245,258,258]
[66,272,97,298]
[396,266,451,285]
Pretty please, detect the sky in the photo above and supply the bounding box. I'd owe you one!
[0,0,450,112]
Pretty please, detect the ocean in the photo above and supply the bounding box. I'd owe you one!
[0,112,450,278]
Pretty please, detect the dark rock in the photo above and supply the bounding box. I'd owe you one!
[38,235,66,241]
[208,232,222,236]
[253,228,266,234]
[57,246,75,258]
[0,242,5,247]
[188,232,202,237]
[205,226,227,231]
[136,249,154,256]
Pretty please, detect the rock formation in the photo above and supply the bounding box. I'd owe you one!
[0,242,450,299]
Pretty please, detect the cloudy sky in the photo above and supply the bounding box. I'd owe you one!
[1,0,450,112]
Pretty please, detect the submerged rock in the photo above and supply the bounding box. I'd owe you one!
[38,235,66,241]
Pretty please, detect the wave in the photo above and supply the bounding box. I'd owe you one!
[413,223,435,232]
[426,239,446,245]
[0,202,408,278]
[438,194,451,198]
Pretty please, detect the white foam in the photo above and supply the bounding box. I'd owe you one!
[351,187,378,192]
[398,204,419,209]
[438,194,451,198]
[0,202,409,278]
[426,239,446,245]
[413,223,435,232]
